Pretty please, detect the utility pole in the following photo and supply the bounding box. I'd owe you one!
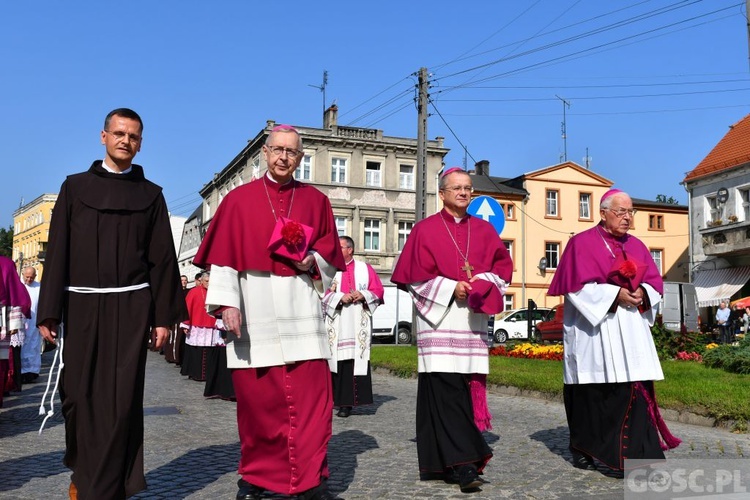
[416,67,429,222]
[556,95,570,162]
[308,70,328,116]
[746,0,750,71]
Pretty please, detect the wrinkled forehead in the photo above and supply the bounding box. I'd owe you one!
[605,193,632,208]
[444,171,472,185]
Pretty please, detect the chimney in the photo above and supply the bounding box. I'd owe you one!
[324,104,338,129]
[475,160,490,177]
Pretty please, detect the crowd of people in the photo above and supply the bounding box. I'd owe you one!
[3,107,687,499]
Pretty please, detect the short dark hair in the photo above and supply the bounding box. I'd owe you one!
[340,236,355,249]
[104,108,143,132]
[195,272,204,281]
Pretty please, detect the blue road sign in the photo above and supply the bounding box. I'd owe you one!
[468,196,505,235]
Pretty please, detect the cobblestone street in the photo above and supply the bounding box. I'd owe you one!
[1,349,748,499]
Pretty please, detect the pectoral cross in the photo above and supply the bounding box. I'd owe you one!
[462,260,474,279]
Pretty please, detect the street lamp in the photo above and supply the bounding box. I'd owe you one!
[538,257,547,276]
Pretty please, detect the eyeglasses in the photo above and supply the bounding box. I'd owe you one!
[105,130,141,143]
[441,185,474,194]
[607,208,637,218]
[266,145,301,159]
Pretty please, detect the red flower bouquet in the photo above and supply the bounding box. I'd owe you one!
[267,217,313,262]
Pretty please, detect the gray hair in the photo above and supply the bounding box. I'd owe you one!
[601,191,630,210]
[265,126,303,151]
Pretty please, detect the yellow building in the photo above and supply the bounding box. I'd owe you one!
[12,194,58,281]
[473,161,689,310]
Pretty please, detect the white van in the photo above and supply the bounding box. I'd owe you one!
[371,286,413,344]
[660,282,699,332]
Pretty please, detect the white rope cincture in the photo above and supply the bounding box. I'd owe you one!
[38,324,64,434]
[65,283,150,294]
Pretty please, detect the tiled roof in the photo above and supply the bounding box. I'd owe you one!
[684,114,750,182]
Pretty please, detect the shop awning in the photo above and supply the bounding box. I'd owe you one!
[693,266,750,307]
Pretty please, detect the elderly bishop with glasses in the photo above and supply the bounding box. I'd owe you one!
[391,167,512,494]
[194,125,345,500]
[548,188,680,473]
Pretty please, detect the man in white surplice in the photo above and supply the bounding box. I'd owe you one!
[322,236,384,418]
[548,188,680,472]
[391,167,513,493]
[20,266,42,383]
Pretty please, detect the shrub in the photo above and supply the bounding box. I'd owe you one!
[650,323,703,360]
[702,337,750,374]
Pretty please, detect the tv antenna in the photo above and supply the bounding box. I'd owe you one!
[556,95,570,162]
[308,70,328,116]
[583,148,592,169]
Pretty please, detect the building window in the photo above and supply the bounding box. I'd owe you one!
[546,190,559,217]
[331,157,347,183]
[649,214,664,231]
[364,219,381,251]
[503,293,514,312]
[650,249,663,275]
[738,188,750,221]
[399,164,414,190]
[705,195,720,223]
[501,203,515,220]
[579,193,592,220]
[365,161,382,187]
[397,221,413,251]
[545,242,560,269]
[335,217,347,236]
[502,239,514,266]
[294,154,312,181]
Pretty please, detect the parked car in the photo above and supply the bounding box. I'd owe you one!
[534,304,564,343]
[493,307,551,344]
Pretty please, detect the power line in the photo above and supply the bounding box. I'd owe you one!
[433,0,655,71]
[434,0,708,82]
[436,3,740,92]
[435,102,750,117]
[437,86,750,102]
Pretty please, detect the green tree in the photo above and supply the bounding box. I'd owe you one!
[656,194,680,205]
[0,225,13,257]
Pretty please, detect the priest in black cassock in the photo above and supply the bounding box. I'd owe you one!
[37,108,187,500]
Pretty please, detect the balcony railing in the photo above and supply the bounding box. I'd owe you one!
[700,219,750,256]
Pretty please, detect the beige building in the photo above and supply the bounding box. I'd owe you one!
[198,105,449,275]
[12,193,58,280]
[472,161,689,311]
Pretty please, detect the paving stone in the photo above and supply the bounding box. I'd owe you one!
[1,350,749,499]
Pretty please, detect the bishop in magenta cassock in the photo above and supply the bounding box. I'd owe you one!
[548,188,680,472]
[391,168,512,494]
[193,125,345,500]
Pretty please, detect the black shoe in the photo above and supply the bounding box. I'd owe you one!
[297,482,339,500]
[336,406,352,418]
[570,450,597,471]
[457,465,483,493]
[236,478,264,500]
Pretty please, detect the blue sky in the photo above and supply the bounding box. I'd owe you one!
[1,0,749,224]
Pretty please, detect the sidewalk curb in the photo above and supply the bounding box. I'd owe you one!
[373,366,741,432]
